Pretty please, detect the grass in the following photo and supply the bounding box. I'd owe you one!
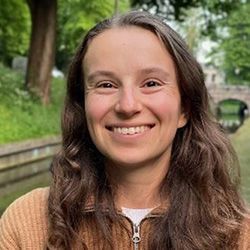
[0,63,65,144]
[231,118,250,203]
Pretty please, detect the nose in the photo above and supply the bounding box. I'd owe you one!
[114,87,142,117]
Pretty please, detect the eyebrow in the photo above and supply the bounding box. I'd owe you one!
[86,70,117,83]
[139,67,171,78]
[85,67,171,83]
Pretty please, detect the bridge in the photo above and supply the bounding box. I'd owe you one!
[208,85,250,113]
[207,85,250,131]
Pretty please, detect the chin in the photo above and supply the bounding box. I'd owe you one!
[106,154,153,169]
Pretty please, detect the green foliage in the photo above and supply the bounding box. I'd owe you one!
[131,0,240,31]
[0,0,30,65]
[0,0,130,69]
[0,64,64,144]
[216,2,250,85]
[175,7,203,55]
[130,0,200,21]
[56,0,130,70]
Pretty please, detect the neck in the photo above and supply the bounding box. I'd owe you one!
[106,156,169,209]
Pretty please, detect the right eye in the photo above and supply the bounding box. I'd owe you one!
[97,82,115,88]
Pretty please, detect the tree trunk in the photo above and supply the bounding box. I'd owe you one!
[26,0,57,105]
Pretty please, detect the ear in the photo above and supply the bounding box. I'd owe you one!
[177,111,188,128]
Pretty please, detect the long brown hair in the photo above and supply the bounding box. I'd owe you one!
[47,11,246,249]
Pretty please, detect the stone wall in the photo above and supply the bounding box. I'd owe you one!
[0,136,61,196]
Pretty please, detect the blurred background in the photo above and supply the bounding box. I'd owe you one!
[0,0,249,215]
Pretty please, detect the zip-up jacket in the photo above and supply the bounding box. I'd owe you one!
[0,188,249,249]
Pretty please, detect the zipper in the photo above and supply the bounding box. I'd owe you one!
[118,210,163,250]
[131,213,162,250]
[132,223,141,250]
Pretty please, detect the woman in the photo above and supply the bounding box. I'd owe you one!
[0,11,249,249]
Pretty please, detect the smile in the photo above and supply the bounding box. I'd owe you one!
[106,125,155,135]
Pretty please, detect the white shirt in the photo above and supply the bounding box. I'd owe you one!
[122,207,153,226]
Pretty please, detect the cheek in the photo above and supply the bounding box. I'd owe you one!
[85,95,112,126]
[148,92,181,119]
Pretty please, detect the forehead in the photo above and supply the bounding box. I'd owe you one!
[86,25,163,50]
[83,26,176,78]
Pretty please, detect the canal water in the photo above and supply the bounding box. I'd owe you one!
[216,100,248,133]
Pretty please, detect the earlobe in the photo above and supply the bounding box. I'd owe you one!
[178,112,188,128]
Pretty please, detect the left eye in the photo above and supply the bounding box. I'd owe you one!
[144,80,161,87]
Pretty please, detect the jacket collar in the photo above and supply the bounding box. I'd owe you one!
[82,196,168,217]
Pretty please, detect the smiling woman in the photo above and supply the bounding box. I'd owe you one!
[84,26,186,171]
[0,11,249,250]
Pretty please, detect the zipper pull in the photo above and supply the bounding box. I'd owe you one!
[132,224,141,250]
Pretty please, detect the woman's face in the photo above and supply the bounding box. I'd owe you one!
[83,26,186,169]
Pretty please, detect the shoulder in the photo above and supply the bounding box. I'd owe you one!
[0,187,50,249]
[1,187,50,221]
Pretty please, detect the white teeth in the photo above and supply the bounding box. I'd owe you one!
[113,126,150,135]
[128,127,135,134]
[121,128,128,134]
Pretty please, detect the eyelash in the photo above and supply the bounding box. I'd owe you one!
[97,82,116,88]
[143,80,161,88]
[96,79,162,89]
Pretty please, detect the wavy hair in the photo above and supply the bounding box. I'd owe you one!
[47,11,246,249]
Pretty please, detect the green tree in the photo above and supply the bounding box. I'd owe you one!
[176,8,203,55]
[131,0,241,36]
[25,0,57,105]
[0,0,130,104]
[217,2,250,85]
[0,0,30,65]
[131,0,199,21]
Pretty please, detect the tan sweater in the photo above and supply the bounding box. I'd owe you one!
[0,188,159,249]
[0,188,49,249]
[0,188,250,249]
